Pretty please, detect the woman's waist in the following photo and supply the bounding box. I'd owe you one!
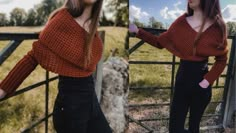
[178,59,209,72]
[58,74,95,91]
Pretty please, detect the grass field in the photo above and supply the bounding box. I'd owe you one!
[0,26,127,133]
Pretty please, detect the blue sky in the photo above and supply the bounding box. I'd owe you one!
[130,0,236,27]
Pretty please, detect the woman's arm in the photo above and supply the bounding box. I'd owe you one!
[0,49,38,98]
[129,21,175,50]
[135,28,169,49]
[203,40,228,85]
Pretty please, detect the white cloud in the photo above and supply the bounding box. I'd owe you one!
[0,0,14,4]
[129,5,149,21]
[222,4,236,22]
[160,1,185,20]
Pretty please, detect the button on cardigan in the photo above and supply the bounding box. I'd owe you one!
[136,13,228,85]
[0,8,103,97]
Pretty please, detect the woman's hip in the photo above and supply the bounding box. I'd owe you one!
[58,74,95,93]
[176,59,209,82]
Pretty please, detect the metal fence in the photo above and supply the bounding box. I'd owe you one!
[0,31,105,133]
[128,28,236,133]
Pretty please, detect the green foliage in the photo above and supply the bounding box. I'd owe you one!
[227,22,236,36]
[133,18,145,27]
[103,0,128,26]
[34,0,58,25]
[0,13,8,26]
[9,8,27,26]
[148,17,164,29]
[24,9,37,26]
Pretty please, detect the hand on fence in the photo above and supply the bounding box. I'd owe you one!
[199,79,210,89]
[0,83,6,99]
[129,24,139,34]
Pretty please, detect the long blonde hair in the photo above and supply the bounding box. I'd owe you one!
[46,0,103,68]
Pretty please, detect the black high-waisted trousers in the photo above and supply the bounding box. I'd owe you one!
[52,74,112,133]
[169,59,212,133]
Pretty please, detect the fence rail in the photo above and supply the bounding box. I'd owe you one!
[128,28,236,132]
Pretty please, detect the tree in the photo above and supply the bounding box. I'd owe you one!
[24,9,37,26]
[34,0,58,25]
[148,16,164,29]
[104,0,128,26]
[9,8,27,26]
[0,13,8,26]
[100,11,114,26]
[133,18,145,27]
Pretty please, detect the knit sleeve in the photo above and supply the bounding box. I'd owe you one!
[203,39,228,85]
[0,49,38,97]
[135,28,170,49]
[134,16,181,49]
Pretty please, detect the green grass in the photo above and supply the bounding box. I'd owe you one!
[0,26,127,133]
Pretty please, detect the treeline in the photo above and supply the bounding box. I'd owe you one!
[0,0,128,27]
[132,17,236,36]
[132,17,166,29]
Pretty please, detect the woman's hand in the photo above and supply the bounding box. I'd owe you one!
[199,79,210,89]
[0,81,6,99]
[129,24,139,34]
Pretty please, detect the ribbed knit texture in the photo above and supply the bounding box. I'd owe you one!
[136,13,228,85]
[0,8,103,97]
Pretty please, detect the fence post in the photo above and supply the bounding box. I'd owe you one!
[169,55,176,120]
[94,31,105,102]
[45,71,49,133]
[223,36,236,128]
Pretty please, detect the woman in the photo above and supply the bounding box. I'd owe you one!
[129,0,228,132]
[0,0,112,132]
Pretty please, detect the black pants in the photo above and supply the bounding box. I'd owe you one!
[52,74,112,133]
[169,59,212,133]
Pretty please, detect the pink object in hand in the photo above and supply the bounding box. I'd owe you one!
[0,88,6,99]
[199,79,210,89]
[129,24,139,33]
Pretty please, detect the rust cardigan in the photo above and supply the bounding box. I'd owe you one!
[0,8,103,97]
[136,13,228,85]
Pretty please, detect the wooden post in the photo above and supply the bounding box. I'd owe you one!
[93,31,105,103]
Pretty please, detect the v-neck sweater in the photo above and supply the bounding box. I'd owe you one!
[0,8,103,97]
[136,13,228,85]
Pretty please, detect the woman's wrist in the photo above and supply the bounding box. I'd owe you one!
[0,88,6,99]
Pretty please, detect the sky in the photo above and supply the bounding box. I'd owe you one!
[129,0,236,27]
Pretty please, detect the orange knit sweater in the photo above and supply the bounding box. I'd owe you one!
[0,8,103,97]
[136,13,228,85]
